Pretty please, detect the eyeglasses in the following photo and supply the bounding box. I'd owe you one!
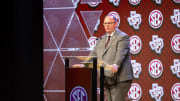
[103,22,116,25]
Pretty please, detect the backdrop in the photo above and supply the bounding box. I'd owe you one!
[43,0,180,101]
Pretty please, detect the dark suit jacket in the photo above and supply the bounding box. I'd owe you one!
[87,29,133,83]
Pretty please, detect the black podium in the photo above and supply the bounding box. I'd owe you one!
[65,58,104,101]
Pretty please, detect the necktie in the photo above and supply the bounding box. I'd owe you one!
[105,36,111,48]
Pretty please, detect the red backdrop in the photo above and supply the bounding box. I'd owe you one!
[43,0,180,101]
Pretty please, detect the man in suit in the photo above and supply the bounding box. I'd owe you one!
[73,15,133,101]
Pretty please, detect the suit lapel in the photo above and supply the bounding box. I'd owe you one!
[101,35,107,52]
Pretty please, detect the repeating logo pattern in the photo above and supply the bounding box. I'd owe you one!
[171,83,180,101]
[171,34,180,53]
[129,0,141,5]
[128,83,142,101]
[131,60,142,78]
[149,35,164,54]
[130,35,142,54]
[152,0,162,4]
[170,59,180,78]
[127,11,142,30]
[171,9,180,28]
[70,86,88,101]
[149,10,163,29]
[43,0,180,101]
[149,83,164,101]
[149,59,163,78]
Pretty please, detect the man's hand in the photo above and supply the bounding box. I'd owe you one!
[108,64,118,73]
[72,64,84,68]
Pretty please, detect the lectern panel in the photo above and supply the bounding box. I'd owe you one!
[66,68,92,101]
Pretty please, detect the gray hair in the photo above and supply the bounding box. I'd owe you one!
[105,14,117,22]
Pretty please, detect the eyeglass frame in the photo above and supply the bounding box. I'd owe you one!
[103,22,116,26]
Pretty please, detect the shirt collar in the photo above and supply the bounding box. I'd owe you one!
[107,30,115,37]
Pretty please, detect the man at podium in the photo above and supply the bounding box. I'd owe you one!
[73,15,133,101]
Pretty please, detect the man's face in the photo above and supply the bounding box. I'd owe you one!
[103,16,117,34]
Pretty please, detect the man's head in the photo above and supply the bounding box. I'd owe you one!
[103,15,118,34]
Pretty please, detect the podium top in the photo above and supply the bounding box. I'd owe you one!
[62,56,96,58]
[63,56,111,70]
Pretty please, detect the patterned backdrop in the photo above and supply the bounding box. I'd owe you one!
[43,0,180,101]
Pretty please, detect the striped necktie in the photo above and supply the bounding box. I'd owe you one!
[105,36,111,48]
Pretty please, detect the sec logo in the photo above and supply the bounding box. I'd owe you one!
[173,0,180,3]
[149,59,163,78]
[129,0,141,5]
[171,34,180,53]
[171,83,180,101]
[88,2,100,7]
[70,86,88,101]
[128,83,142,100]
[108,11,120,27]
[88,36,97,50]
[149,10,163,29]
[130,35,142,54]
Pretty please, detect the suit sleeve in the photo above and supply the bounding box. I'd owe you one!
[114,35,130,69]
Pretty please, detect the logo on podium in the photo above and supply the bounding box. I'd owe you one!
[70,86,88,101]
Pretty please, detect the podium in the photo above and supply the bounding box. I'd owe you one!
[65,57,104,101]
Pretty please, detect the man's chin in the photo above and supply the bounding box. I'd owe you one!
[106,31,112,34]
